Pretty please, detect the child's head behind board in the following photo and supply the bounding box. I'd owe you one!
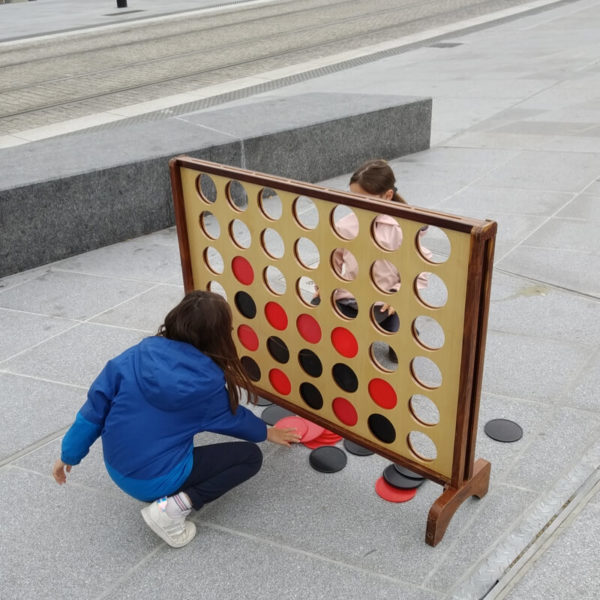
[157,290,257,411]
[349,159,407,204]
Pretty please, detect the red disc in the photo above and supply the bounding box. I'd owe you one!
[375,477,417,503]
[332,397,358,426]
[303,430,342,448]
[300,419,325,442]
[231,256,254,285]
[269,369,291,395]
[274,416,308,438]
[237,324,259,351]
[297,314,322,343]
[368,378,398,410]
[265,302,288,330]
[331,327,358,358]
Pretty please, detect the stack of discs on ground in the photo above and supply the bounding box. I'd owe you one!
[272,414,346,473]
[375,463,425,503]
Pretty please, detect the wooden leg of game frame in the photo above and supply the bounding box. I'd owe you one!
[425,458,491,547]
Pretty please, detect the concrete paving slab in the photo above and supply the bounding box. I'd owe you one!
[524,217,600,254]
[504,502,600,600]
[562,349,600,413]
[557,193,600,221]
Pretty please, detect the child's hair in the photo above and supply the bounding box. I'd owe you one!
[350,159,406,204]
[157,290,257,412]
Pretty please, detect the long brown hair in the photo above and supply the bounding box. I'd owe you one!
[350,159,406,204]
[157,290,257,412]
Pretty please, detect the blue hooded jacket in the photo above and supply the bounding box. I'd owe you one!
[61,336,267,501]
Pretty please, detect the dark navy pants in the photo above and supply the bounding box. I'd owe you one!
[176,442,263,510]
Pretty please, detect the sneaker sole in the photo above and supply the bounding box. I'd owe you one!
[141,506,196,548]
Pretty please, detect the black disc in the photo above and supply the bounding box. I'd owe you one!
[383,464,424,489]
[393,464,425,480]
[256,396,272,407]
[309,446,347,473]
[484,418,523,443]
[343,439,374,456]
[261,404,295,425]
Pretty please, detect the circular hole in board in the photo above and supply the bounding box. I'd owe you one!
[204,246,224,274]
[230,219,251,249]
[297,276,320,306]
[369,342,399,373]
[333,292,358,320]
[295,237,320,270]
[409,394,440,426]
[331,206,359,240]
[227,180,249,211]
[261,228,285,259]
[196,173,217,203]
[309,446,347,473]
[411,356,442,389]
[417,225,451,263]
[407,431,438,461]
[207,281,227,300]
[293,196,319,229]
[413,315,445,350]
[264,265,286,295]
[331,248,358,281]
[199,211,220,239]
[416,273,448,308]
[370,302,400,334]
[259,187,282,220]
[372,215,403,251]
[370,259,401,294]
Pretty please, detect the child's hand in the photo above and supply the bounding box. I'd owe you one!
[379,303,396,316]
[267,427,302,447]
[52,458,72,485]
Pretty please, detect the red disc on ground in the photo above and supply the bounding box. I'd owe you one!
[331,327,358,358]
[274,416,309,438]
[303,430,342,448]
[265,302,288,330]
[269,368,291,395]
[368,378,398,410]
[297,314,322,343]
[375,477,417,503]
[332,397,358,426]
[237,324,259,351]
[231,256,254,285]
[300,419,325,443]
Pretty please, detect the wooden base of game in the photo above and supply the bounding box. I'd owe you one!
[425,458,491,547]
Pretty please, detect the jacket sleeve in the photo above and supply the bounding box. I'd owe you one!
[203,389,268,442]
[61,359,121,465]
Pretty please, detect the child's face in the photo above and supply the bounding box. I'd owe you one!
[350,182,394,202]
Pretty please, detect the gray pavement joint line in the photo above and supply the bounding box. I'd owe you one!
[0,426,70,469]
[196,521,433,591]
[449,440,600,599]
[0,369,88,391]
[493,268,600,301]
[2,0,571,144]
[484,470,600,599]
[173,116,243,141]
[0,0,281,47]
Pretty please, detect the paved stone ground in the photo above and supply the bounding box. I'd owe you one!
[1,0,599,599]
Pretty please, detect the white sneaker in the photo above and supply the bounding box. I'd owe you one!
[141,500,196,548]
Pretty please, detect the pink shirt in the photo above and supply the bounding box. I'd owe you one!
[332,212,431,302]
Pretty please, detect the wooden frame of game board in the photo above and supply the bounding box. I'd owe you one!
[170,156,496,546]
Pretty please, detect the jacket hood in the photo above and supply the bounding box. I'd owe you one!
[133,336,225,411]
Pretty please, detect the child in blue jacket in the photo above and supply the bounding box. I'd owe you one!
[53,290,300,548]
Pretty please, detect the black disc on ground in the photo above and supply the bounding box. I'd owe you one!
[234,291,257,319]
[309,446,347,473]
[383,464,424,489]
[299,382,323,410]
[261,404,295,425]
[393,464,425,480]
[267,336,290,363]
[343,439,374,456]
[256,396,272,407]
[484,418,523,443]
